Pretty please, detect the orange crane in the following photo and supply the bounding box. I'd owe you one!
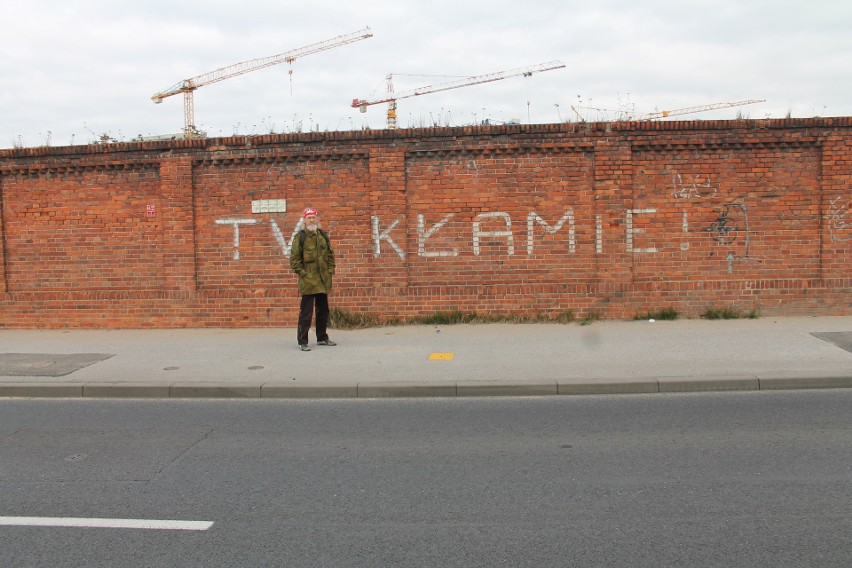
[151,27,373,138]
[627,99,765,121]
[352,61,566,129]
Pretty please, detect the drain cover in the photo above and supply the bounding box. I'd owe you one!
[0,353,114,377]
[811,332,852,354]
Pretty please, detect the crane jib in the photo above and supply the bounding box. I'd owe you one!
[150,28,373,136]
[350,61,566,129]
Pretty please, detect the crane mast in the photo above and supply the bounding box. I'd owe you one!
[152,27,373,138]
[352,61,566,129]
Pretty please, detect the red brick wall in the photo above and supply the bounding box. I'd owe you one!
[0,120,849,328]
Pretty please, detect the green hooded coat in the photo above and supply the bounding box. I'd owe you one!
[290,228,335,295]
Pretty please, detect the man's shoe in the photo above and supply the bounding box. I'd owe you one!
[317,339,337,346]
[299,344,311,352]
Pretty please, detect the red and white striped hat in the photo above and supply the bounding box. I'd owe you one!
[303,208,318,218]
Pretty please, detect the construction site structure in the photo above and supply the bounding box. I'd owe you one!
[352,61,566,129]
[151,27,373,138]
[627,99,765,121]
[569,99,765,123]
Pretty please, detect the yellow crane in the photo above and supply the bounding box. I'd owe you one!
[627,99,765,121]
[352,61,566,129]
[151,27,373,138]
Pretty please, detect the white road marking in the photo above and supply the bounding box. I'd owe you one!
[0,516,213,531]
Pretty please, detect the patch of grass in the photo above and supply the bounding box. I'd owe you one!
[409,310,477,325]
[328,307,381,329]
[459,312,506,324]
[633,307,679,321]
[702,307,740,320]
[330,308,593,328]
[417,310,579,325]
[579,311,601,326]
[702,307,759,320]
[552,310,576,324]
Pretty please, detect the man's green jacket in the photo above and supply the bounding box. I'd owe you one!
[290,229,335,295]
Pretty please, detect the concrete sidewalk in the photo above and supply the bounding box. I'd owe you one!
[1,316,851,399]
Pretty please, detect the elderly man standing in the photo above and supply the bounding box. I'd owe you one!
[289,208,337,351]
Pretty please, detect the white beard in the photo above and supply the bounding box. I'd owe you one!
[305,223,319,232]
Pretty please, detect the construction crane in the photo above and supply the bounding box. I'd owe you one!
[151,27,373,138]
[351,61,566,129]
[627,99,765,121]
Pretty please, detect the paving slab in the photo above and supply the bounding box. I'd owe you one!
[0,353,113,377]
[811,332,852,354]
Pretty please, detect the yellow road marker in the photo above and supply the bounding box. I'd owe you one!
[428,352,455,361]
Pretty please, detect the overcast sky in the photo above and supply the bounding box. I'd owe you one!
[1,0,849,148]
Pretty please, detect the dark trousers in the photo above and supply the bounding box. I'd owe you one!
[298,293,329,345]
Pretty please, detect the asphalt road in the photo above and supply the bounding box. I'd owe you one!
[2,391,851,567]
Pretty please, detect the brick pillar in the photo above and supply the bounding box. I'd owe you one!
[0,174,5,294]
[159,158,197,291]
[593,138,634,282]
[821,135,852,279]
[367,148,409,313]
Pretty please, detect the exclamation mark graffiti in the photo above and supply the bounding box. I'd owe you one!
[595,215,602,254]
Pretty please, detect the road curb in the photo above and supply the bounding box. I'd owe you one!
[757,374,852,390]
[456,381,558,397]
[83,383,171,398]
[357,382,457,398]
[658,374,760,393]
[168,383,263,398]
[2,374,852,399]
[0,384,83,398]
[557,379,658,395]
[262,383,358,398]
